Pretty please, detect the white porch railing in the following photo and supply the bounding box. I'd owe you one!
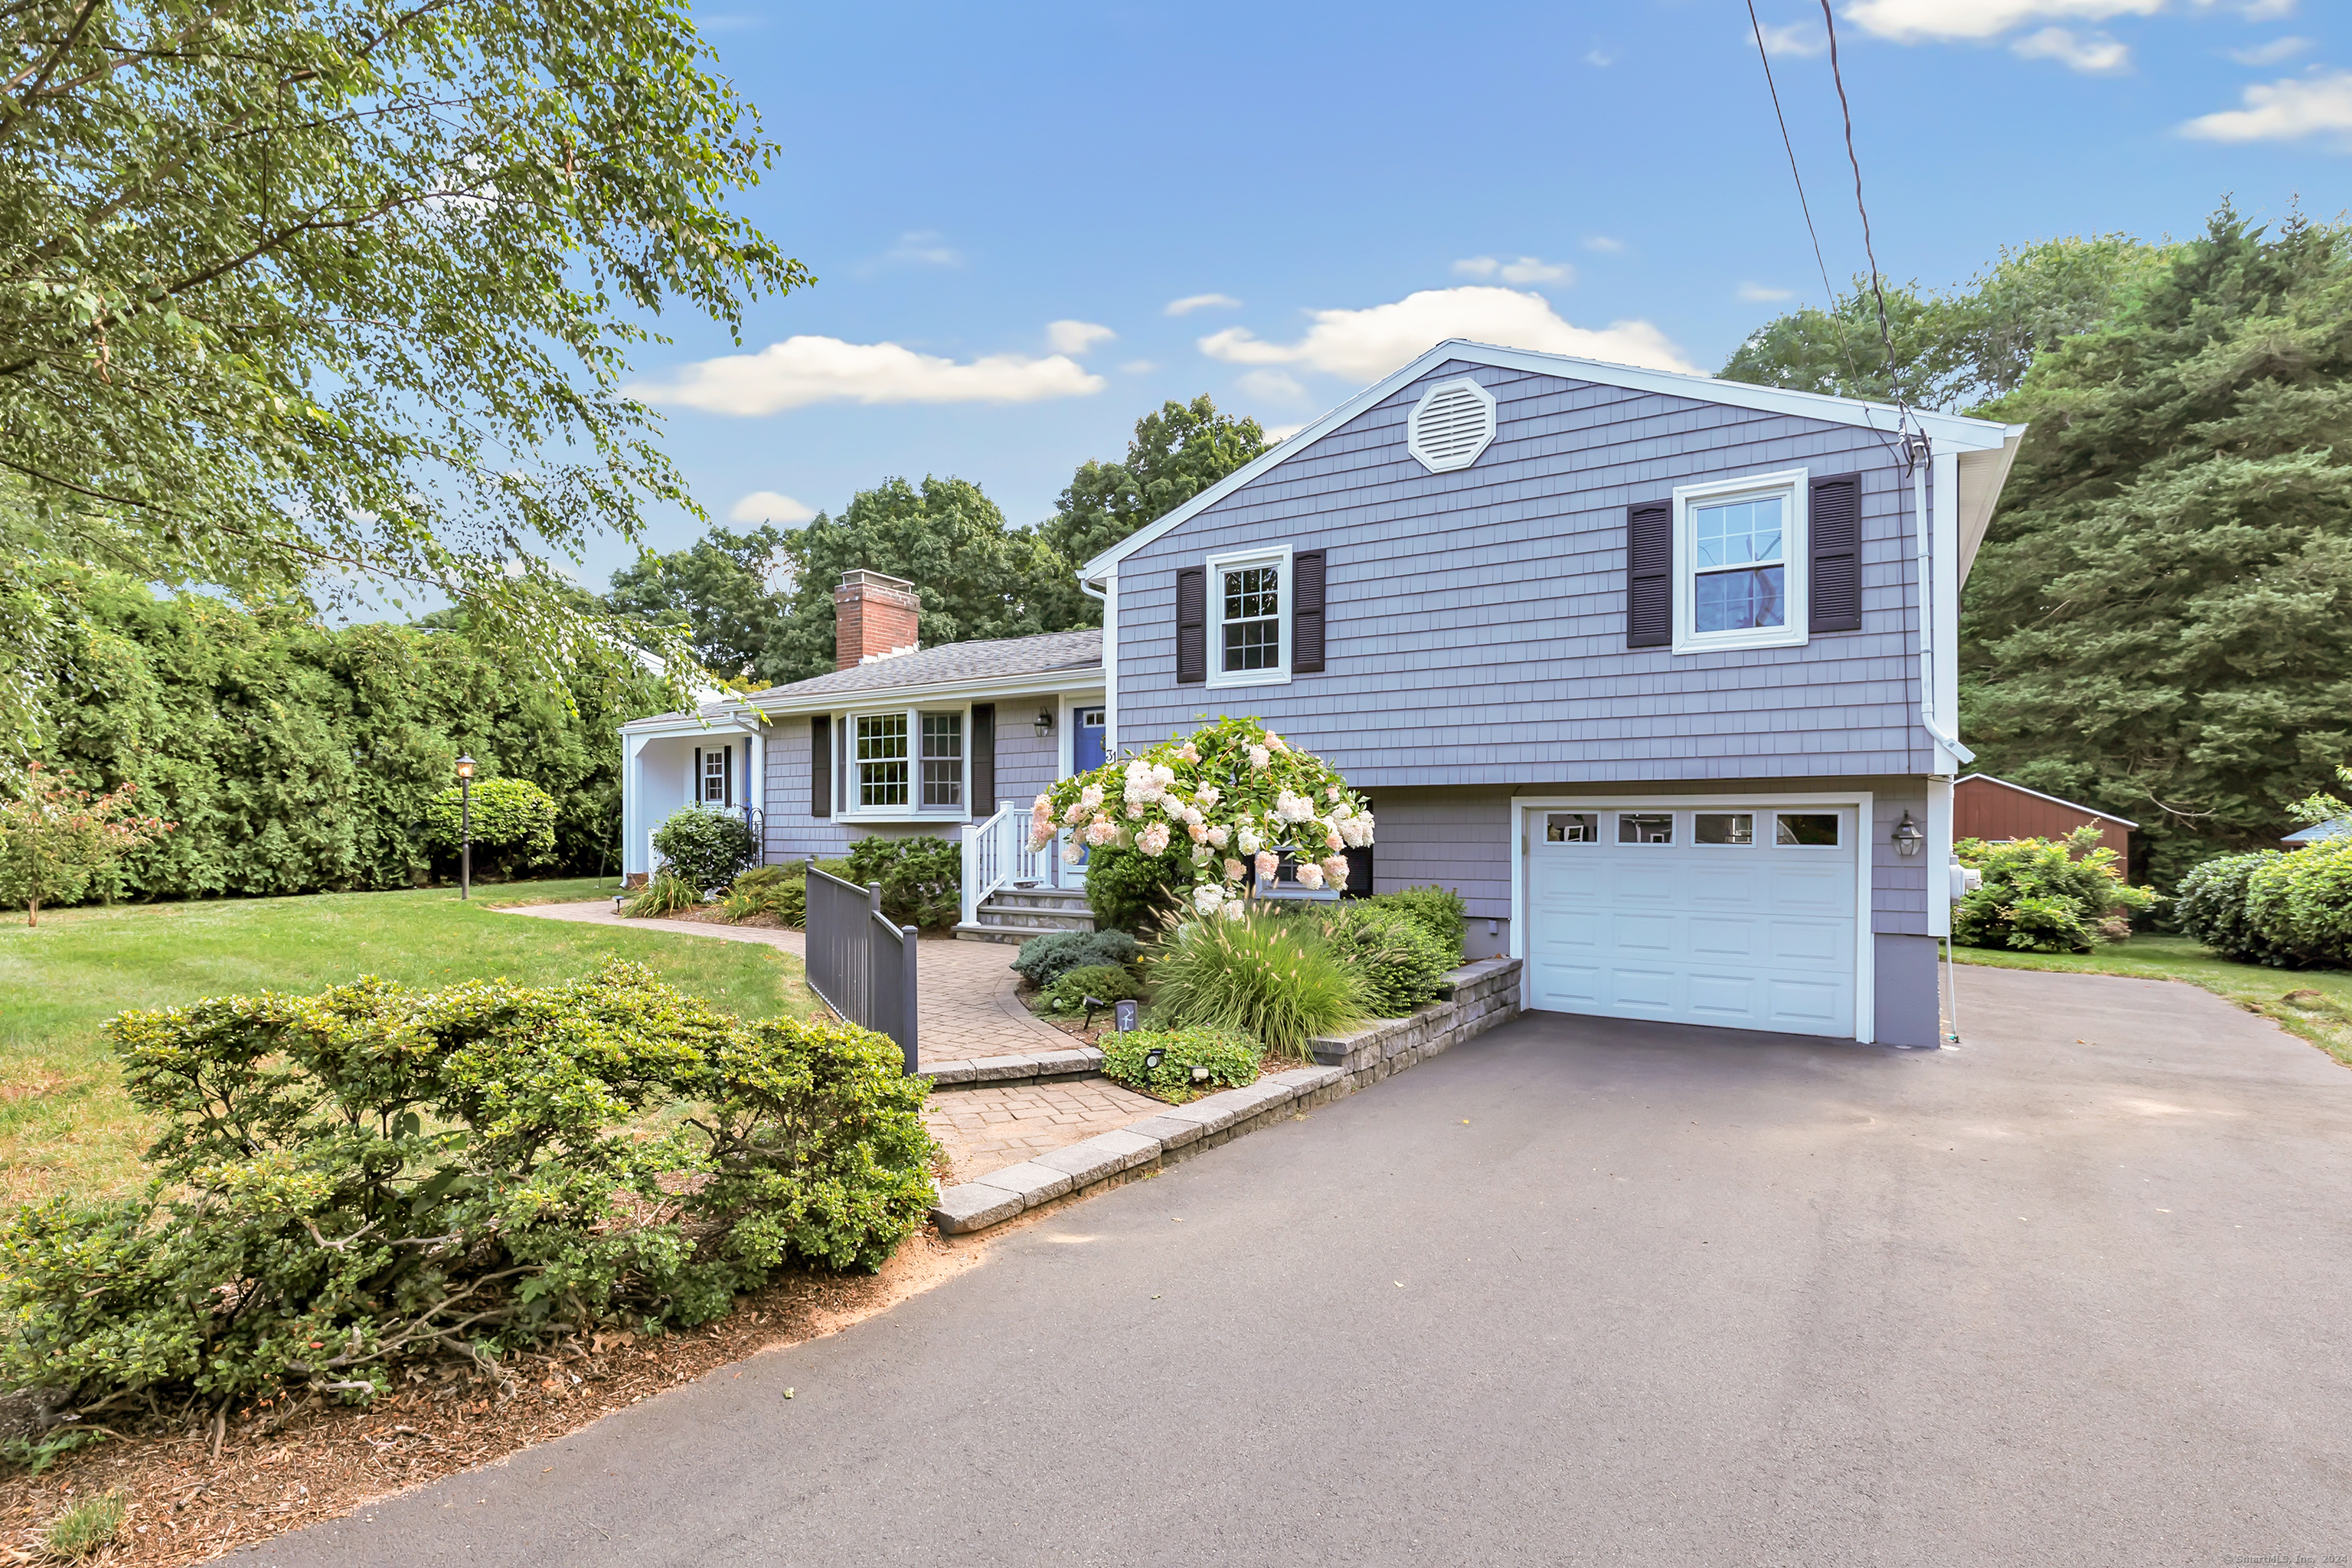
[961,804,1081,926]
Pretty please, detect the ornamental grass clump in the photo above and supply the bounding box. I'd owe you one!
[1145,910,1364,1059]
[0,962,935,1445]
[1099,1027,1261,1100]
[622,867,702,916]
[41,1491,124,1557]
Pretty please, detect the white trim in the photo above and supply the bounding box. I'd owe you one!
[1101,567,1119,760]
[1929,449,1965,774]
[1204,544,1293,689]
[1952,773,2138,828]
[1926,778,1953,940]
[1507,790,1877,1045]
[738,665,1103,724]
[1670,467,1808,655]
[837,702,975,820]
[1406,377,1497,473]
[1078,338,2023,580]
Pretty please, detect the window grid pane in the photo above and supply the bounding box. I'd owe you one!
[856,715,909,808]
[1220,564,1282,672]
[1694,564,1785,632]
[1694,496,1785,569]
[1619,812,1674,844]
[1695,812,1754,846]
[920,712,963,808]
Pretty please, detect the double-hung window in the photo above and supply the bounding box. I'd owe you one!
[700,748,730,804]
[848,707,968,815]
[1671,469,1809,654]
[1206,547,1291,687]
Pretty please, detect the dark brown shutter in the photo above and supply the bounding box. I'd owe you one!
[723,745,733,807]
[1292,550,1326,674]
[1174,567,1207,684]
[969,704,995,820]
[809,717,831,819]
[1808,474,1863,634]
[693,746,703,802]
[1625,502,1672,648]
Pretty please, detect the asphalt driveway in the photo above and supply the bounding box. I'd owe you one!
[244,965,2352,1566]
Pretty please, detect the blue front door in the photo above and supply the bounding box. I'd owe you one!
[1073,706,1106,775]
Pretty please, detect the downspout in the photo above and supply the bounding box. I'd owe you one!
[1080,572,1114,758]
[1912,452,1975,767]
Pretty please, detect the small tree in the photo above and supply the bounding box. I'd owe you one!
[424,776,559,881]
[1029,717,1374,925]
[0,764,172,925]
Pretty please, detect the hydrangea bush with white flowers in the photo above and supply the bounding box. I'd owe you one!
[1028,716,1374,921]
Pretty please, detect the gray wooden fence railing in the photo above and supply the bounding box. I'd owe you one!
[802,858,919,1073]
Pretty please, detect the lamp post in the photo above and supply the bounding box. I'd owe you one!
[456,755,475,899]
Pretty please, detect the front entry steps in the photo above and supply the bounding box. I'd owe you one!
[953,885,1095,946]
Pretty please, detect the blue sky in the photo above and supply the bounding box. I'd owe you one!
[588,0,2351,588]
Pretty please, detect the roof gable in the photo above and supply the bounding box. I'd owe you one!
[1080,339,2025,579]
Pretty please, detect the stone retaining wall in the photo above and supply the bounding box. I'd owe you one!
[929,957,1524,1235]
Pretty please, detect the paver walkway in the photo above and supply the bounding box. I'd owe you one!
[496,900,1164,1182]
[500,900,1064,1063]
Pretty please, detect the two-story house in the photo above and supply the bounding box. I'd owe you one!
[1076,341,2024,1049]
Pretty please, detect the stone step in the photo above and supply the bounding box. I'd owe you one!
[973,906,1095,932]
[988,888,1093,911]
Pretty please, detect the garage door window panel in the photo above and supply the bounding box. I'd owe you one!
[1776,812,1841,847]
[1618,812,1674,844]
[1695,812,1754,846]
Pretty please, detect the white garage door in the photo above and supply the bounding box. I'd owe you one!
[1524,805,1860,1037]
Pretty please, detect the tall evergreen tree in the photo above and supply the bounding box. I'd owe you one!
[1962,209,2352,884]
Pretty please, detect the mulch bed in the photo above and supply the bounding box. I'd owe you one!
[1,1230,978,1566]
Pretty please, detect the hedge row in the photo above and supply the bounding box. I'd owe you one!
[2176,837,2352,968]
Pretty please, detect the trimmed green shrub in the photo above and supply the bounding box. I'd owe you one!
[425,775,559,879]
[1082,841,1180,933]
[41,1491,124,1557]
[0,962,934,1437]
[723,864,806,926]
[652,807,760,894]
[1321,902,1456,1017]
[1145,910,1364,1058]
[1041,963,1142,1014]
[1099,1027,1261,1100]
[843,835,962,929]
[1952,828,2157,953]
[2180,838,2352,968]
[1010,929,1140,990]
[1366,884,1467,957]
[622,868,702,917]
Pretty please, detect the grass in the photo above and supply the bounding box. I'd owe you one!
[0,878,820,1205]
[1949,933,2352,1067]
[40,1490,124,1557]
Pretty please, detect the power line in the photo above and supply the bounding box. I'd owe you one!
[1815,0,1928,466]
[1744,0,1838,311]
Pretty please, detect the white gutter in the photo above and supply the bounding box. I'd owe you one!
[1913,455,1974,768]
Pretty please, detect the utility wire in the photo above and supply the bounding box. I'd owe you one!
[1745,0,1838,312]
[1816,0,1929,469]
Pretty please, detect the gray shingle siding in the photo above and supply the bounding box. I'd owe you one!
[1116,361,1936,786]
[991,724,1057,816]
[760,716,854,863]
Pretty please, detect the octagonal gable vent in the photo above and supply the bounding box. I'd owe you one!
[1406,377,1497,474]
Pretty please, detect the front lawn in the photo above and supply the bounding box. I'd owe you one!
[0,880,821,1204]
[1950,933,2352,1067]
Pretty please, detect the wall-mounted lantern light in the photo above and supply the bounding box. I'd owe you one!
[1034,707,1056,739]
[1892,811,1925,858]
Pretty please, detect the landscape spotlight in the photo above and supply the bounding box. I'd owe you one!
[1144,1046,1165,1072]
[1191,1063,1210,1084]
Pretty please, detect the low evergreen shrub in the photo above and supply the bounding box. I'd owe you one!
[1145,910,1364,1058]
[652,808,759,894]
[1099,1027,1261,1100]
[1321,902,1456,1016]
[842,836,962,929]
[722,864,806,926]
[2179,838,2352,968]
[1041,963,1142,1014]
[1952,828,2157,953]
[1366,885,1467,958]
[0,962,935,1439]
[1009,929,1140,990]
[622,868,702,917]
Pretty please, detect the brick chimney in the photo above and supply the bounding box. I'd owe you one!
[833,569,921,669]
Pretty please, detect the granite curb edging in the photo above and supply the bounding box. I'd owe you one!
[920,1044,1105,1089]
[928,957,1524,1235]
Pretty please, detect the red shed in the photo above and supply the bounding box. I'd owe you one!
[1953,774,2135,862]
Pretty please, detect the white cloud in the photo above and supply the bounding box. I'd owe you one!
[2181,67,2352,143]
[2237,0,2295,18]
[728,490,815,524]
[1738,283,1796,302]
[1585,47,1615,66]
[2011,25,2132,70]
[2228,34,2309,64]
[1165,292,1242,316]
[1583,235,1626,253]
[1752,19,1827,57]
[882,230,961,268]
[630,337,1106,416]
[1452,255,1576,285]
[1236,369,1309,403]
[1843,0,2161,42]
[1262,422,1308,443]
[1118,359,1159,374]
[1195,286,1697,383]
[1046,319,1116,354]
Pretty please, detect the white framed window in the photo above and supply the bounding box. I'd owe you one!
[1671,468,1809,654]
[1205,546,1291,688]
[700,748,730,805]
[846,707,969,816]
